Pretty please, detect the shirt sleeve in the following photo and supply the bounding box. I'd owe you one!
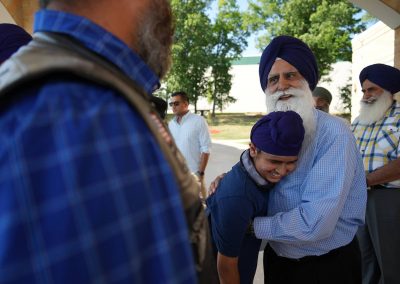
[253,131,365,243]
[210,196,254,257]
[198,117,212,153]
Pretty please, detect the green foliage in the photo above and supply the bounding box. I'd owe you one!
[167,0,214,111]
[208,0,249,115]
[244,0,366,77]
[339,82,352,113]
[167,0,248,112]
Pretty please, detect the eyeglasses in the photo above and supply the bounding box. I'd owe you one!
[169,101,181,107]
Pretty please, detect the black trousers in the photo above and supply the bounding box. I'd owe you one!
[263,238,361,284]
[357,187,400,284]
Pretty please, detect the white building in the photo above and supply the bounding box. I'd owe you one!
[222,56,265,114]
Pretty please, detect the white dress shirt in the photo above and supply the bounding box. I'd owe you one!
[169,111,212,173]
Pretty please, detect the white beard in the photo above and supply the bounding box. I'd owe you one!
[357,90,393,124]
[265,81,317,139]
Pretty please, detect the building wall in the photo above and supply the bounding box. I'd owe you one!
[0,2,14,23]
[351,21,395,121]
[223,63,266,114]
[0,0,38,33]
[318,61,352,115]
[395,27,400,67]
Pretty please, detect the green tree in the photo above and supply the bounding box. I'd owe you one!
[208,0,249,116]
[244,0,365,77]
[339,81,352,113]
[167,0,213,111]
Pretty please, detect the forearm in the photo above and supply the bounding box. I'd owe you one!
[198,152,210,173]
[367,158,400,186]
[217,253,240,284]
[253,207,336,243]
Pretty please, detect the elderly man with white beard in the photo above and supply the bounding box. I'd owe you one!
[256,35,367,284]
[207,35,367,283]
[351,63,400,284]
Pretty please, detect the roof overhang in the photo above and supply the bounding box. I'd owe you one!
[350,0,400,29]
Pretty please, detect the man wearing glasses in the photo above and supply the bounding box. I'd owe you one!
[169,91,212,200]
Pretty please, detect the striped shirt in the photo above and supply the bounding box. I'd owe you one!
[0,9,197,284]
[168,112,211,173]
[254,110,367,259]
[351,102,400,188]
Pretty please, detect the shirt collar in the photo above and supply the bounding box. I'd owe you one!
[33,9,160,95]
[174,110,190,122]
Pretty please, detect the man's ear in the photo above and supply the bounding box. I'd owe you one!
[249,143,257,158]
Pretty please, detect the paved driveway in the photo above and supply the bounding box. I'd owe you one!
[205,141,264,284]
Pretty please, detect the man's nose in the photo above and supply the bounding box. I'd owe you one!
[276,163,288,176]
[277,77,290,91]
[363,90,374,100]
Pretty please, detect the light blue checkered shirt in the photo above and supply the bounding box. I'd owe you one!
[0,9,197,284]
[254,110,367,259]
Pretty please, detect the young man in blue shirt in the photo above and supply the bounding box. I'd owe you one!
[206,111,305,284]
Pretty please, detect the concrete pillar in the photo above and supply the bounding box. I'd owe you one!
[395,27,400,68]
[0,0,39,33]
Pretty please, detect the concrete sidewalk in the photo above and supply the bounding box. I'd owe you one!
[211,139,249,150]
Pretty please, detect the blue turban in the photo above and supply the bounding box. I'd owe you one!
[359,64,400,94]
[0,23,32,64]
[250,111,305,156]
[259,35,319,92]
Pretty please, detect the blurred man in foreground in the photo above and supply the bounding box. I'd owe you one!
[0,0,216,283]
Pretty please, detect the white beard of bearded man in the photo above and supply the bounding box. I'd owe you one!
[357,90,394,124]
[265,79,317,139]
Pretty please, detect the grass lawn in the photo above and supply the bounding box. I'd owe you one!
[166,113,263,140]
[166,112,351,140]
[207,113,263,140]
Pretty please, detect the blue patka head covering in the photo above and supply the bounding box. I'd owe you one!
[250,111,305,156]
[0,23,32,64]
[359,63,400,94]
[259,35,319,92]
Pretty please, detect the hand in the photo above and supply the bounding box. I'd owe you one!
[198,175,207,200]
[208,173,226,196]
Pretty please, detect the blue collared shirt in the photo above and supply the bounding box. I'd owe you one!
[0,9,197,283]
[254,110,367,259]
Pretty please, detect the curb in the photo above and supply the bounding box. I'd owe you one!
[212,139,249,150]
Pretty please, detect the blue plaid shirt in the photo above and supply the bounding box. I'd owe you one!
[0,10,197,284]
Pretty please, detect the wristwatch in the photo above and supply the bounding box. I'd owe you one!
[197,171,205,176]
